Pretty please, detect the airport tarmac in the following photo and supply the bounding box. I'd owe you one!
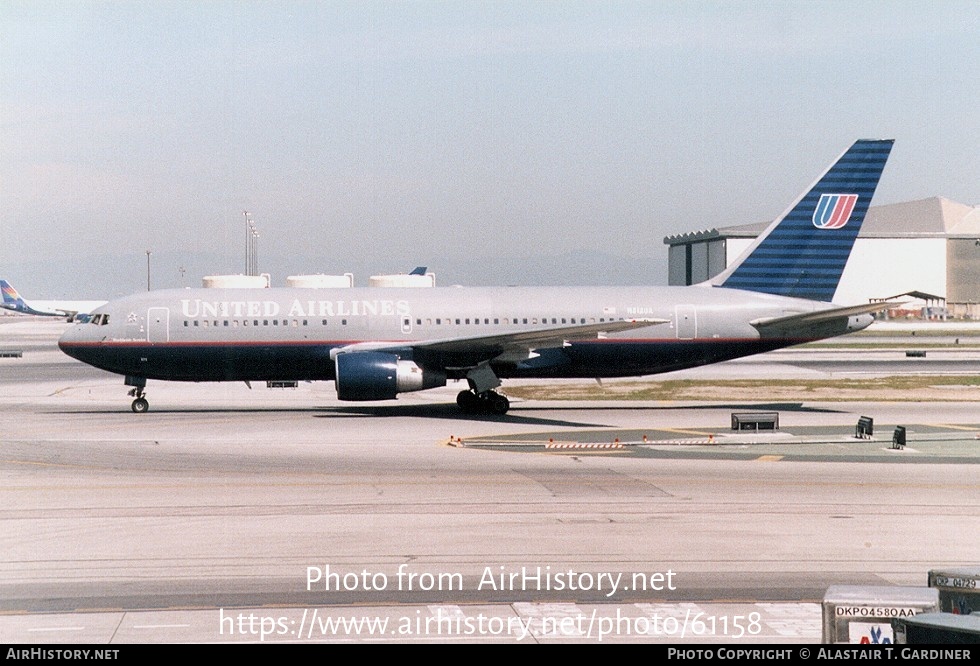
[0,317,977,644]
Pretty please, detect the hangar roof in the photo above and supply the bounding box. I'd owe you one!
[664,197,980,245]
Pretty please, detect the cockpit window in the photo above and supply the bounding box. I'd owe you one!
[90,314,110,326]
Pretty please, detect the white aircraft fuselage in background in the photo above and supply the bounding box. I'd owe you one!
[0,279,106,322]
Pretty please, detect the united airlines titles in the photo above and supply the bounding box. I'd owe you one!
[180,298,411,319]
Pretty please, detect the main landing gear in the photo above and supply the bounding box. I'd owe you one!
[457,362,509,415]
[457,389,510,415]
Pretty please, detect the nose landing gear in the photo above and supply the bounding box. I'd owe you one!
[128,386,149,413]
[125,375,149,413]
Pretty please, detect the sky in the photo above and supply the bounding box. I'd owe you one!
[1,1,977,298]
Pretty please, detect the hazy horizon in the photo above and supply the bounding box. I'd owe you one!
[2,1,977,297]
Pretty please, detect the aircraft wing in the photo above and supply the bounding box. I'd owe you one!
[330,318,669,366]
[750,302,904,334]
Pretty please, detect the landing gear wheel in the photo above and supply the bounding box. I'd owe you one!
[488,392,510,415]
[128,384,148,413]
[456,390,510,415]
[457,390,479,412]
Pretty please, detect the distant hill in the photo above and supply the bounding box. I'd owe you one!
[8,248,668,297]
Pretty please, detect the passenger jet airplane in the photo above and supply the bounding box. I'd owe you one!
[60,139,895,414]
[1,279,107,322]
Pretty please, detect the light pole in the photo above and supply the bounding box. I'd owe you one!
[243,211,252,275]
[146,250,151,291]
[243,211,259,276]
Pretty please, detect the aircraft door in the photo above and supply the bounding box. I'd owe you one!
[675,305,697,339]
[147,307,170,343]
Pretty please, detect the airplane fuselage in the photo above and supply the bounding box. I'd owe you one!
[54,139,894,414]
[58,284,870,384]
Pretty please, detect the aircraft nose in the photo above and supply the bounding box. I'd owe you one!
[58,323,86,359]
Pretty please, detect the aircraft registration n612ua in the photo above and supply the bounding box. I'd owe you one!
[60,139,895,414]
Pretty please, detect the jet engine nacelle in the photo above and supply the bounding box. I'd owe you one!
[334,351,447,401]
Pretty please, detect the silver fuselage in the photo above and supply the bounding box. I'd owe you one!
[59,284,871,383]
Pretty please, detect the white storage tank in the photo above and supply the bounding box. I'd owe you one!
[202,274,271,288]
[368,272,435,288]
[286,274,354,288]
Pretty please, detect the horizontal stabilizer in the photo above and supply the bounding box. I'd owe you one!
[750,302,904,333]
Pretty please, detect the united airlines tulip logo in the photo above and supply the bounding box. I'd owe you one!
[813,193,858,229]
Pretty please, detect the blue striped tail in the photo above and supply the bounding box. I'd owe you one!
[715,139,893,302]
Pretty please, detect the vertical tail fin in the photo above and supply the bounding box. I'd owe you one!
[713,139,894,302]
[0,280,27,309]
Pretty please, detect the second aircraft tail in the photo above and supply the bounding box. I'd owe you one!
[0,279,28,311]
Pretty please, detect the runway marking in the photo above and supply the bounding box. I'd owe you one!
[27,626,85,632]
[133,623,191,629]
[545,442,625,450]
[656,427,717,437]
[755,455,783,462]
[930,423,980,432]
[540,449,631,456]
[0,459,112,471]
[645,438,716,445]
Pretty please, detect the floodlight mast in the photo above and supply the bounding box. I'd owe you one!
[243,211,259,276]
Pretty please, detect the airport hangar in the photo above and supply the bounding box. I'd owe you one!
[665,197,980,319]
